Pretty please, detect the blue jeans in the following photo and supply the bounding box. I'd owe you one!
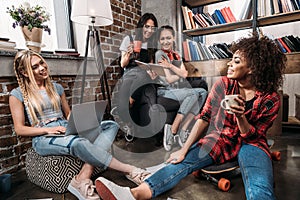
[145,144,213,197]
[157,87,207,116]
[145,143,275,199]
[238,143,276,200]
[32,119,119,169]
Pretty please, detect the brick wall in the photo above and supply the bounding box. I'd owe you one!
[0,0,142,175]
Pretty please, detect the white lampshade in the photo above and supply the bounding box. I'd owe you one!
[71,0,113,26]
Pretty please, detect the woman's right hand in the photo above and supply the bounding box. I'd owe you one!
[45,126,66,135]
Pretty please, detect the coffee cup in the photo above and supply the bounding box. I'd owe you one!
[133,40,142,53]
[220,95,239,114]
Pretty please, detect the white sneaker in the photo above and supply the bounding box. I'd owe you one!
[178,129,190,147]
[95,177,135,200]
[163,124,176,151]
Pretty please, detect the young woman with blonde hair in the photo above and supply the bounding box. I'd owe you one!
[9,50,150,200]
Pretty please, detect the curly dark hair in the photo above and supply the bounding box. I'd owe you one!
[230,33,286,93]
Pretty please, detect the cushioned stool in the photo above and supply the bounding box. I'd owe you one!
[25,147,105,193]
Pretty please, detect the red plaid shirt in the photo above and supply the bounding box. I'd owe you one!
[195,76,280,164]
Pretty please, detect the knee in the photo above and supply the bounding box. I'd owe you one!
[101,120,119,134]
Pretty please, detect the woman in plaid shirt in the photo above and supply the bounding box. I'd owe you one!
[95,34,286,200]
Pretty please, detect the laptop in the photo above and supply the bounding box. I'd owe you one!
[45,100,107,142]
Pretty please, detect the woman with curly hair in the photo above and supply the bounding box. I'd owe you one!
[95,33,286,200]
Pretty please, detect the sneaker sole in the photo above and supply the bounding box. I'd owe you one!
[163,125,172,151]
[95,179,117,200]
[67,184,86,200]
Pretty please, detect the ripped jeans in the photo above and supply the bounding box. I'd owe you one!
[32,119,119,169]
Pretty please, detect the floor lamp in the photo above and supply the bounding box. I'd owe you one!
[71,0,113,109]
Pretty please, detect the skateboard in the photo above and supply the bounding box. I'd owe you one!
[192,139,280,192]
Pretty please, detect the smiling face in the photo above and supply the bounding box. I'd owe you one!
[227,50,252,81]
[142,19,156,40]
[29,55,49,85]
[159,29,175,52]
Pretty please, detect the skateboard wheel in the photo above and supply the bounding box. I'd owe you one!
[192,170,201,178]
[218,178,230,192]
[271,151,281,161]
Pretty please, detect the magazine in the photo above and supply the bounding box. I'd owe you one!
[135,60,165,76]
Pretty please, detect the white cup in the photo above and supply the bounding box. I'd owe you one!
[220,95,239,114]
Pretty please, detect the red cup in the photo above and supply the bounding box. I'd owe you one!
[133,40,142,53]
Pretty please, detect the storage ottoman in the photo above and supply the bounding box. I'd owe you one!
[25,147,105,193]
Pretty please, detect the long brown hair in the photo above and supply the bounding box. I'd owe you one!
[13,50,60,125]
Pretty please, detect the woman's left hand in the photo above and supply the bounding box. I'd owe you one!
[166,149,186,164]
[158,57,172,69]
[230,95,246,118]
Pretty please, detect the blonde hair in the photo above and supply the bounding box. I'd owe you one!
[13,50,61,126]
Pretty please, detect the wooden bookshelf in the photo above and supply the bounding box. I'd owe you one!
[186,52,300,77]
[183,10,300,37]
[184,0,228,7]
[183,19,253,36]
[258,10,300,27]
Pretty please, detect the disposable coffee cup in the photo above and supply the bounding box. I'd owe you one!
[133,40,142,53]
[220,95,239,114]
[0,174,11,193]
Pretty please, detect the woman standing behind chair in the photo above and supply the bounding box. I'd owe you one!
[116,13,158,122]
[9,50,150,200]
[155,25,207,151]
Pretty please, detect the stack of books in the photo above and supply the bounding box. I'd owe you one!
[181,5,237,30]
[54,49,80,57]
[0,38,17,52]
[182,39,232,62]
[274,35,300,53]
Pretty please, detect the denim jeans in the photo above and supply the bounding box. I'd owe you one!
[157,87,207,116]
[117,67,153,121]
[32,119,119,169]
[145,143,275,199]
[238,143,276,200]
[145,144,213,197]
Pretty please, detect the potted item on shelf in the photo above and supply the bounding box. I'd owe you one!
[7,2,51,53]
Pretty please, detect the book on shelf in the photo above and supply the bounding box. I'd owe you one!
[182,40,191,61]
[134,60,165,76]
[274,39,288,53]
[187,9,197,29]
[291,0,300,10]
[214,9,226,24]
[272,0,281,14]
[274,35,300,53]
[181,6,192,30]
[224,7,237,22]
[188,40,201,61]
[194,14,209,27]
[238,0,252,20]
[211,12,221,24]
[202,12,217,26]
[286,35,300,51]
[220,7,231,23]
[281,36,297,51]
